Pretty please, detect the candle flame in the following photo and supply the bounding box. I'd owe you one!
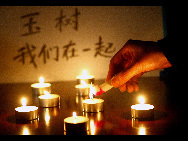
[44,91,50,95]
[81,80,87,86]
[80,69,91,79]
[82,69,88,76]
[22,98,26,106]
[39,77,44,83]
[73,112,77,119]
[139,96,145,104]
[89,82,95,99]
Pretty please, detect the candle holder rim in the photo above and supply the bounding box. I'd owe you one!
[76,75,94,79]
[75,84,91,88]
[64,116,89,123]
[15,106,38,112]
[82,98,104,103]
[38,94,59,99]
[31,83,51,88]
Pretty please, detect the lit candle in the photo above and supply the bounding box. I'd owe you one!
[15,98,38,122]
[64,112,89,135]
[76,69,94,85]
[38,91,60,107]
[82,83,104,112]
[131,96,154,120]
[31,77,51,95]
[75,80,91,96]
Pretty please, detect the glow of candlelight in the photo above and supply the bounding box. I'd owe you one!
[44,91,50,96]
[90,119,95,135]
[131,96,154,110]
[138,127,146,135]
[22,127,29,135]
[82,69,88,76]
[77,69,93,79]
[45,108,50,125]
[138,96,145,104]
[73,112,77,119]
[81,80,87,86]
[39,77,44,83]
[22,98,26,107]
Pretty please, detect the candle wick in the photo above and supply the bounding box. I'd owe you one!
[73,112,77,119]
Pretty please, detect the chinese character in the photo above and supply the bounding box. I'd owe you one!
[94,36,116,58]
[62,40,78,60]
[13,43,37,68]
[21,12,41,36]
[38,45,59,64]
[55,8,80,32]
[71,8,80,30]
[38,44,50,64]
[52,46,59,61]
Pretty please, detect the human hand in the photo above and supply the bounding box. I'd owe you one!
[106,39,172,93]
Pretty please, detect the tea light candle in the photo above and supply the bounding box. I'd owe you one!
[75,80,90,96]
[38,91,60,107]
[64,112,89,135]
[131,96,154,120]
[15,98,38,121]
[82,83,104,112]
[31,77,51,95]
[76,69,94,84]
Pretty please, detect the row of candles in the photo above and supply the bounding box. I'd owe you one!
[15,70,154,135]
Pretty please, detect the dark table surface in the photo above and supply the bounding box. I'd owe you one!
[0,77,185,135]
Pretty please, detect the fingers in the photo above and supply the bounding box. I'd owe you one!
[119,81,139,93]
[114,72,143,93]
[119,83,126,92]
[111,67,136,88]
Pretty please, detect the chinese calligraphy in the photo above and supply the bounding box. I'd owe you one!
[62,41,78,60]
[55,8,81,32]
[13,36,116,68]
[15,7,116,69]
[21,8,80,36]
[94,36,115,58]
[21,12,41,36]
[38,45,60,64]
[13,43,37,68]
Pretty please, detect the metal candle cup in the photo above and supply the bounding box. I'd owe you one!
[38,93,60,107]
[15,98,38,121]
[131,96,154,121]
[15,106,38,121]
[131,104,154,120]
[82,98,104,112]
[76,78,94,85]
[31,77,51,95]
[31,83,51,95]
[64,112,89,135]
[82,82,104,112]
[75,84,90,96]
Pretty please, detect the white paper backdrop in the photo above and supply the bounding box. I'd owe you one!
[0,6,163,83]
